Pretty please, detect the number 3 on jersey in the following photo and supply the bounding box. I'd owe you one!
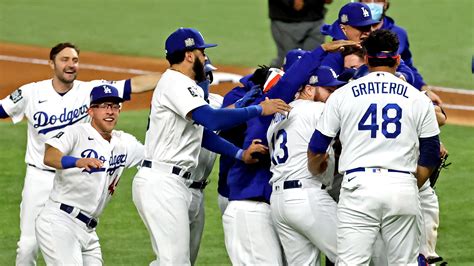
[271,129,289,165]
[358,103,402,138]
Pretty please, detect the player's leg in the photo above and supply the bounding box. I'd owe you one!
[336,174,381,265]
[381,176,421,265]
[270,188,319,265]
[217,193,229,216]
[189,189,205,265]
[82,231,103,265]
[419,184,440,259]
[270,20,300,67]
[133,168,192,265]
[301,19,325,51]
[16,166,54,265]
[369,233,388,266]
[223,200,282,264]
[35,203,83,264]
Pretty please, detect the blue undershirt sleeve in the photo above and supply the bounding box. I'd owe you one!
[201,129,243,160]
[308,129,333,154]
[418,135,441,168]
[192,104,262,131]
[0,104,9,119]
[123,79,132,101]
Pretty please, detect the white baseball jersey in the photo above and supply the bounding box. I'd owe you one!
[316,71,440,173]
[267,99,334,186]
[1,79,130,170]
[46,123,143,217]
[191,93,223,181]
[144,69,208,170]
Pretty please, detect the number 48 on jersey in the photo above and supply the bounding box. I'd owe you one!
[358,103,402,138]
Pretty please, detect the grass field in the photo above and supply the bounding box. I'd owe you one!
[0,0,473,264]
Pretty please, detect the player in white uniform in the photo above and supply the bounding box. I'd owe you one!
[35,85,144,264]
[268,66,345,265]
[132,28,291,265]
[308,30,441,265]
[0,42,159,266]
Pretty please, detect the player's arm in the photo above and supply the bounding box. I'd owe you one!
[44,144,103,171]
[307,129,334,175]
[202,129,268,164]
[130,73,162,93]
[415,135,441,188]
[191,97,291,131]
[434,105,447,126]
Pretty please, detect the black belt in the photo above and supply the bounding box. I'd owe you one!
[142,160,191,179]
[27,163,55,173]
[346,167,410,175]
[283,180,326,190]
[141,160,208,190]
[60,203,98,229]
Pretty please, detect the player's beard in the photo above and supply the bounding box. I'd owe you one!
[193,58,206,83]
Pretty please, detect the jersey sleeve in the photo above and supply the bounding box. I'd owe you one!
[161,83,208,120]
[415,95,440,138]
[45,126,77,155]
[123,133,145,168]
[315,92,341,138]
[1,84,32,123]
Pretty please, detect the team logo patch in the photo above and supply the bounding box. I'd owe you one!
[185,38,195,47]
[187,87,198,97]
[9,89,23,103]
[309,75,318,85]
[361,7,370,17]
[103,86,112,94]
[340,14,348,23]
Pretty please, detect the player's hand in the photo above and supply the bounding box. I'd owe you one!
[293,0,304,11]
[259,97,291,116]
[321,40,362,53]
[76,158,103,171]
[440,143,448,158]
[318,153,330,173]
[242,139,269,164]
[422,85,443,105]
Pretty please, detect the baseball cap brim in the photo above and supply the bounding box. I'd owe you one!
[349,18,379,27]
[196,43,218,49]
[320,79,346,87]
[91,96,124,104]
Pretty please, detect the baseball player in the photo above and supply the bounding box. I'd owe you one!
[0,42,160,265]
[35,85,144,264]
[131,27,291,265]
[307,30,441,265]
[319,2,417,86]
[223,40,359,264]
[267,66,345,265]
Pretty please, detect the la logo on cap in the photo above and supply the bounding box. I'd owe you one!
[309,75,318,84]
[340,14,349,23]
[329,68,338,78]
[185,38,195,47]
[103,86,112,94]
[361,7,370,17]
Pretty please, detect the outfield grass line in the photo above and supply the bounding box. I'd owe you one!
[1,53,473,96]
[442,104,474,111]
[0,54,156,75]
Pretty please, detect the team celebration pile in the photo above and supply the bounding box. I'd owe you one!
[0,1,451,265]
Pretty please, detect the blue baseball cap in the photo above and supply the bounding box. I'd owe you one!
[90,85,123,104]
[338,2,379,27]
[283,49,307,71]
[307,66,346,87]
[165,28,217,55]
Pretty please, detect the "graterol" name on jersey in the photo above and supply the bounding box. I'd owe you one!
[351,82,409,98]
[33,105,89,134]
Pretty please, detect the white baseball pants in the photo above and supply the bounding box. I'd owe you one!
[35,200,102,265]
[336,171,421,266]
[270,179,338,265]
[16,165,54,266]
[222,200,283,265]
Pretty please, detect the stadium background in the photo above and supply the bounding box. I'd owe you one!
[0,0,473,264]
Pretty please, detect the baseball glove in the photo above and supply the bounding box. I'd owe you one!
[429,153,451,188]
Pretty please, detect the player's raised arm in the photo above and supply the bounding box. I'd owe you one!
[130,73,162,93]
